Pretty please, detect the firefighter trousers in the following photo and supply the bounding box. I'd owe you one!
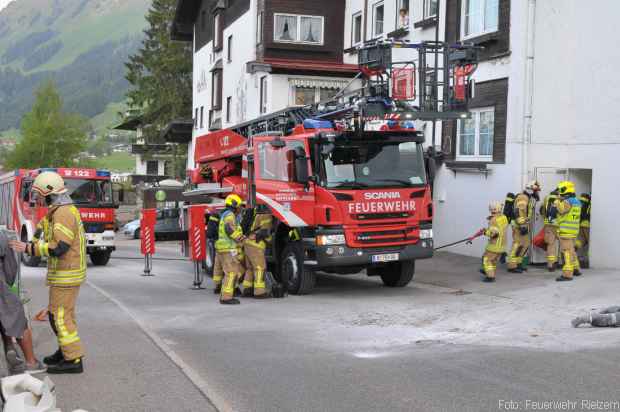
[213,254,223,287]
[217,251,243,301]
[576,227,590,264]
[482,251,501,279]
[559,238,580,279]
[544,225,559,269]
[242,244,267,296]
[507,227,530,269]
[49,286,83,361]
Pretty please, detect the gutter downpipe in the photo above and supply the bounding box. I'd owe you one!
[521,0,537,187]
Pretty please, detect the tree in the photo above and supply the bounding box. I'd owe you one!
[125,0,192,178]
[3,81,89,169]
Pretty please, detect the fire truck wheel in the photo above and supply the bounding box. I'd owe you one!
[280,243,316,295]
[377,261,415,287]
[90,250,111,266]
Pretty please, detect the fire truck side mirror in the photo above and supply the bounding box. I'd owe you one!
[293,148,309,184]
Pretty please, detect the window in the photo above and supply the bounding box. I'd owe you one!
[200,107,204,129]
[258,141,306,182]
[212,70,222,109]
[226,96,232,123]
[213,12,223,50]
[423,0,438,18]
[352,12,362,45]
[274,14,324,44]
[257,11,263,44]
[397,0,409,28]
[372,2,384,37]
[260,76,268,114]
[294,87,339,106]
[227,35,233,62]
[146,161,159,176]
[463,0,499,38]
[457,107,494,161]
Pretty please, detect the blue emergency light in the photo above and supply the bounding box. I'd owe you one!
[303,119,333,130]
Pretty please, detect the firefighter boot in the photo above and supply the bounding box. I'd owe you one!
[43,349,64,366]
[220,298,240,305]
[47,358,84,374]
[242,287,254,298]
[556,276,573,282]
[571,314,592,328]
[213,284,221,294]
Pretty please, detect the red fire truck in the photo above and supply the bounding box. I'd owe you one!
[0,168,116,267]
[184,40,479,294]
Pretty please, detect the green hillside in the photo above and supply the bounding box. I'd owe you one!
[0,0,149,132]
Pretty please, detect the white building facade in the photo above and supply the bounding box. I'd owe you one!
[343,0,619,268]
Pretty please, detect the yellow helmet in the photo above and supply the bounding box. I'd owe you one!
[557,181,575,196]
[32,171,67,197]
[225,194,243,208]
[489,201,503,214]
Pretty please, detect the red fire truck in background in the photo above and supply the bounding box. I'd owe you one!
[0,168,116,266]
[183,40,480,294]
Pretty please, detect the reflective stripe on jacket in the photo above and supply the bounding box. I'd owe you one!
[485,214,509,253]
[542,194,559,226]
[244,211,273,250]
[33,205,86,286]
[512,193,532,228]
[556,197,582,239]
[215,210,243,251]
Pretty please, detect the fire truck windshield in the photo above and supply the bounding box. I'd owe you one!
[321,140,426,189]
[65,179,113,205]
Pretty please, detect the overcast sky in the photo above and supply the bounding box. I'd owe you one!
[0,0,13,12]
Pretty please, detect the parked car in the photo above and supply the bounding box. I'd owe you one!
[122,219,141,239]
[121,209,182,241]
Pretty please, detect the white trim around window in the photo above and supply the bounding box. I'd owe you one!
[273,14,324,45]
[351,11,363,47]
[423,0,438,19]
[372,1,385,38]
[456,107,495,162]
[461,0,499,39]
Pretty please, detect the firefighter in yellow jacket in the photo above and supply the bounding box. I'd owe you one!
[215,194,246,305]
[507,181,541,273]
[9,171,86,374]
[241,205,273,298]
[576,193,591,269]
[481,201,509,282]
[539,189,560,272]
[551,181,582,281]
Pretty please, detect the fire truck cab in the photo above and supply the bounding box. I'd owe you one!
[0,168,116,267]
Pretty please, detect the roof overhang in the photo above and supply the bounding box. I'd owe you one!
[161,120,194,144]
[247,59,360,78]
[171,0,201,42]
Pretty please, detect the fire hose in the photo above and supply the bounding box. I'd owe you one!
[433,229,485,251]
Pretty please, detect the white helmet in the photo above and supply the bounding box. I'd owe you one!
[32,171,67,197]
[489,201,503,214]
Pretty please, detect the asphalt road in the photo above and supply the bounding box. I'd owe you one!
[10,237,620,412]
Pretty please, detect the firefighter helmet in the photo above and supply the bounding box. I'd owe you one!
[489,201,503,214]
[525,180,542,193]
[225,194,243,208]
[557,181,575,196]
[32,171,67,197]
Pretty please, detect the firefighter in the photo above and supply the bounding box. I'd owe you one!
[215,194,246,305]
[9,171,86,374]
[539,189,560,272]
[551,181,582,281]
[507,181,541,273]
[241,205,273,298]
[481,201,508,283]
[576,193,591,269]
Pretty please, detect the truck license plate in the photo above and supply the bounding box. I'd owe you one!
[372,253,399,263]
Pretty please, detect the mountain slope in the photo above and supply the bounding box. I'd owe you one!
[0,0,149,132]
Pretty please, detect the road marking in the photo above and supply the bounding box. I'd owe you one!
[87,280,232,412]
